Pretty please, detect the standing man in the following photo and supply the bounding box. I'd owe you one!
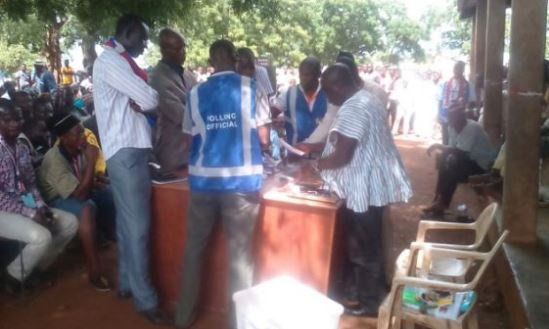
[15,64,32,91]
[149,28,197,173]
[34,61,58,94]
[274,56,328,145]
[438,61,476,145]
[61,59,75,87]
[175,40,270,329]
[318,64,412,316]
[93,14,170,325]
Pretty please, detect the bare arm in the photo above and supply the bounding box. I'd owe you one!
[318,132,358,170]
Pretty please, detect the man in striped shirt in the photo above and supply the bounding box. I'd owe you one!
[93,14,170,325]
[318,64,412,317]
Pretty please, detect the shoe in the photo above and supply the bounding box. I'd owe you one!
[117,290,133,299]
[344,303,379,317]
[89,276,111,292]
[140,308,173,326]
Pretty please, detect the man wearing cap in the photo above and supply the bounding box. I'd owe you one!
[34,61,58,94]
[38,112,115,291]
[424,104,497,217]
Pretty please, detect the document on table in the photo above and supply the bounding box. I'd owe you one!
[279,139,306,157]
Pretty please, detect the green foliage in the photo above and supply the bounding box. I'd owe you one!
[0,14,46,53]
[0,41,39,72]
[176,0,426,67]
[422,2,471,56]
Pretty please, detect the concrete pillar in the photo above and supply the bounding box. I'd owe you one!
[474,1,487,82]
[470,15,477,83]
[503,0,548,244]
[483,0,506,147]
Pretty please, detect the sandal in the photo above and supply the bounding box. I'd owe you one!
[90,275,111,292]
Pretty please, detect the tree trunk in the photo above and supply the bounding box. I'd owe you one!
[44,19,65,83]
[81,32,98,70]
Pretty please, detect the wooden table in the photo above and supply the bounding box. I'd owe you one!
[150,179,342,314]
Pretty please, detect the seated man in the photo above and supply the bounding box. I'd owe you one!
[38,112,115,291]
[424,104,497,217]
[0,99,78,291]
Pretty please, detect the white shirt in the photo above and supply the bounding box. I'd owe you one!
[93,41,158,160]
[15,70,31,89]
[321,90,413,212]
[254,65,274,96]
[302,103,338,144]
[449,119,497,170]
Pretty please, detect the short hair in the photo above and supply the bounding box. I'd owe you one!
[337,51,355,62]
[209,39,236,61]
[321,64,355,88]
[0,99,17,115]
[237,48,255,70]
[115,14,145,37]
[336,56,360,83]
[237,47,255,62]
[158,28,184,50]
[299,56,321,75]
[455,60,466,68]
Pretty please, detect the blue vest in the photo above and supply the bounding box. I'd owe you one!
[187,72,263,193]
[284,86,328,144]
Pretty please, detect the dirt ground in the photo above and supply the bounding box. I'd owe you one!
[0,137,510,329]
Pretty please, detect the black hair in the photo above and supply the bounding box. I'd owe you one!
[321,64,355,88]
[0,98,16,114]
[209,39,236,61]
[337,51,355,62]
[336,56,360,84]
[115,14,145,37]
[299,56,321,75]
[237,47,256,70]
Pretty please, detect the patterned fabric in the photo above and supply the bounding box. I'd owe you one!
[438,77,475,123]
[320,90,413,212]
[93,39,159,160]
[0,136,45,218]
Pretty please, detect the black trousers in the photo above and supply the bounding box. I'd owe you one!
[441,122,449,145]
[435,150,485,207]
[343,205,386,305]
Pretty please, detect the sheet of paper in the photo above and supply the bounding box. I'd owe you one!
[279,139,306,157]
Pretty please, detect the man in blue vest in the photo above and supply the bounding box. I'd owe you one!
[175,39,270,329]
[274,57,328,145]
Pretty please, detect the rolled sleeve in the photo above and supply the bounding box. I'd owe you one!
[255,88,271,127]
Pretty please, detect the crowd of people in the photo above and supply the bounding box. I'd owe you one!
[0,11,510,329]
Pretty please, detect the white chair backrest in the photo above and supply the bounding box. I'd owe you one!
[468,230,508,289]
[472,203,499,248]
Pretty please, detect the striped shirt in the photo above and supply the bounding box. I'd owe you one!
[254,65,274,96]
[320,89,412,212]
[93,41,159,160]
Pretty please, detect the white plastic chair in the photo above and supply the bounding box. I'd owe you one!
[395,203,499,281]
[378,231,508,329]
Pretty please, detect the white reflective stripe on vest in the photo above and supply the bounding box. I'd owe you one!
[189,164,263,177]
[190,86,207,167]
[241,77,253,167]
[288,86,298,144]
